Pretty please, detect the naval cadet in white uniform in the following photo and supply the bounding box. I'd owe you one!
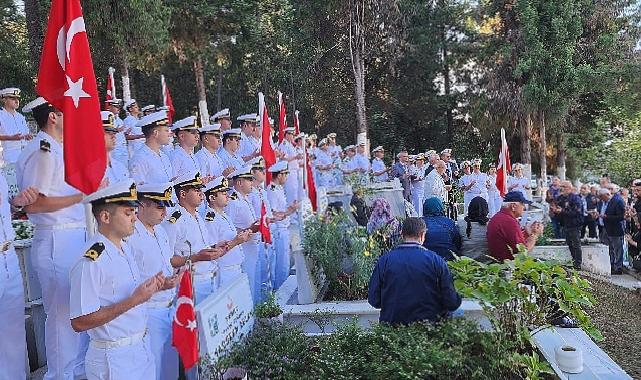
[371,146,389,182]
[129,110,174,185]
[128,182,182,380]
[218,128,245,171]
[101,111,130,184]
[196,123,234,181]
[203,177,251,287]
[237,113,260,163]
[225,166,262,303]
[0,175,38,380]
[123,99,145,157]
[17,97,88,380]
[170,116,201,179]
[266,161,299,289]
[278,127,303,204]
[0,87,32,164]
[162,171,224,303]
[210,108,232,132]
[69,180,164,380]
[105,99,129,166]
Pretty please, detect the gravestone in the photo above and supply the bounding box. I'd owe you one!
[581,244,610,276]
[293,250,327,304]
[1,163,19,198]
[362,178,406,218]
[196,274,254,362]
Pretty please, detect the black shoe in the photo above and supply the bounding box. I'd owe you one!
[573,263,582,270]
[550,316,578,328]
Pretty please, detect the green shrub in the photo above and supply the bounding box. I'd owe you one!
[209,318,551,380]
[254,292,282,319]
[448,246,602,343]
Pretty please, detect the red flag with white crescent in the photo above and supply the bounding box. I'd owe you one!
[104,67,115,109]
[496,128,511,197]
[305,152,317,211]
[161,74,175,124]
[36,0,106,194]
[259,202,272,243]
[259,92,277,184]
[278,91,286,144]
[172,270,199,370]
[293,110,300,135]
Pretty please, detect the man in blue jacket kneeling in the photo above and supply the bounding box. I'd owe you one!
[368,217,462,325]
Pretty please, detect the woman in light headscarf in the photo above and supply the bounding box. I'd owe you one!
[367,198,401,249]
[421,197,462,260]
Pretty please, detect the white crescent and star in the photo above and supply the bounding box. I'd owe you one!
[55,17,92,109]
[173,296,197,331]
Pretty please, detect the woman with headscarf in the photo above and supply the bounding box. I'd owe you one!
[367,198,401,249]
[421,197,462,260]
[458,196,490,261]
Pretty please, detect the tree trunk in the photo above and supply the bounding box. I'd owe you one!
[520,114,532,183]
[194,54,209,126]
[353,50,367,141]
[216,63,223,111]
[120,54,131,102]
[539,110,547,188]
[556,132,566,180]
[440,11,453,142]
[24,0,43,68]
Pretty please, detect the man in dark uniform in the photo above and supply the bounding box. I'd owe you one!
[368,217,461,325]
[390,150,412,201]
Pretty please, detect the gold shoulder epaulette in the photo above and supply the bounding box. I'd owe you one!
[168,210,181,224]
[230,192,238,201]
[205,211,215,221]
[84,242,105,261]
[270,184,276,190]
[40,140,51,152]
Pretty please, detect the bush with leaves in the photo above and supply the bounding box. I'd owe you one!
[254,292,282,319]
[209,318,555,380]
[448,246,602,345]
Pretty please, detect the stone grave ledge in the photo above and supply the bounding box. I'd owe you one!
[531,243,611,276]
[532,327,632,380]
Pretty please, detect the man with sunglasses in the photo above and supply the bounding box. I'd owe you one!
[170,116,201,179]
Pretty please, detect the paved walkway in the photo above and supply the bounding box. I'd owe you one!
[581,270,641,290]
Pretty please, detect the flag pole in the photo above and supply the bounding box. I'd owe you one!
[501,128,507,196]
[185,240,201,380]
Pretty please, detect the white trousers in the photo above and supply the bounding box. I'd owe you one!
[32,227,87,380]
[147,307,179,380]
[412,186,425,217]
[85,336,155,380]
[241,240,260,304]
[272,226,291,289]
[0,249,26,380]
[488,191,502,217]
[218,266,243,289]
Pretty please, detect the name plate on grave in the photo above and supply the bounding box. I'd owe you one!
[196,274,254,362]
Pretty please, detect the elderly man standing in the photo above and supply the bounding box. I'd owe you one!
[390,150,412,201]
[368,217,461,325]
[424,159,448,204]
[550,181,584,269]
[596,187,627,274]
[487,191,544,262]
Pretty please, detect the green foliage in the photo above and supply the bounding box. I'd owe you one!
[0,0,34,94]
[253,292,282,319]
[449,248,603,343]
[210,318,553,379]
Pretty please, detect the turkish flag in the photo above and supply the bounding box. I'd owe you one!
[293,110,300,135]
[496,128,511,197]
[161,74,175,124]
[277,91,286,144]
[104,67,115,109]
[172,270,199,370]
[259,92,276,184]
[36,0,106,194]
[259,202,272,244]
[305,152,317,211]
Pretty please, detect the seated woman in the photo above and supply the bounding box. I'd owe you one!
[458,196,490,262]
[367,198,401,250]
[421,197,462,260]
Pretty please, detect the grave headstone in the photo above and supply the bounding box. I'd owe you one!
[196,274,254,362]
[293,250,327,304]
[2,163,19,198]
[363,178,406,218]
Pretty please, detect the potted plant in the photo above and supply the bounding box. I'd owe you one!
[254,292,283,326]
